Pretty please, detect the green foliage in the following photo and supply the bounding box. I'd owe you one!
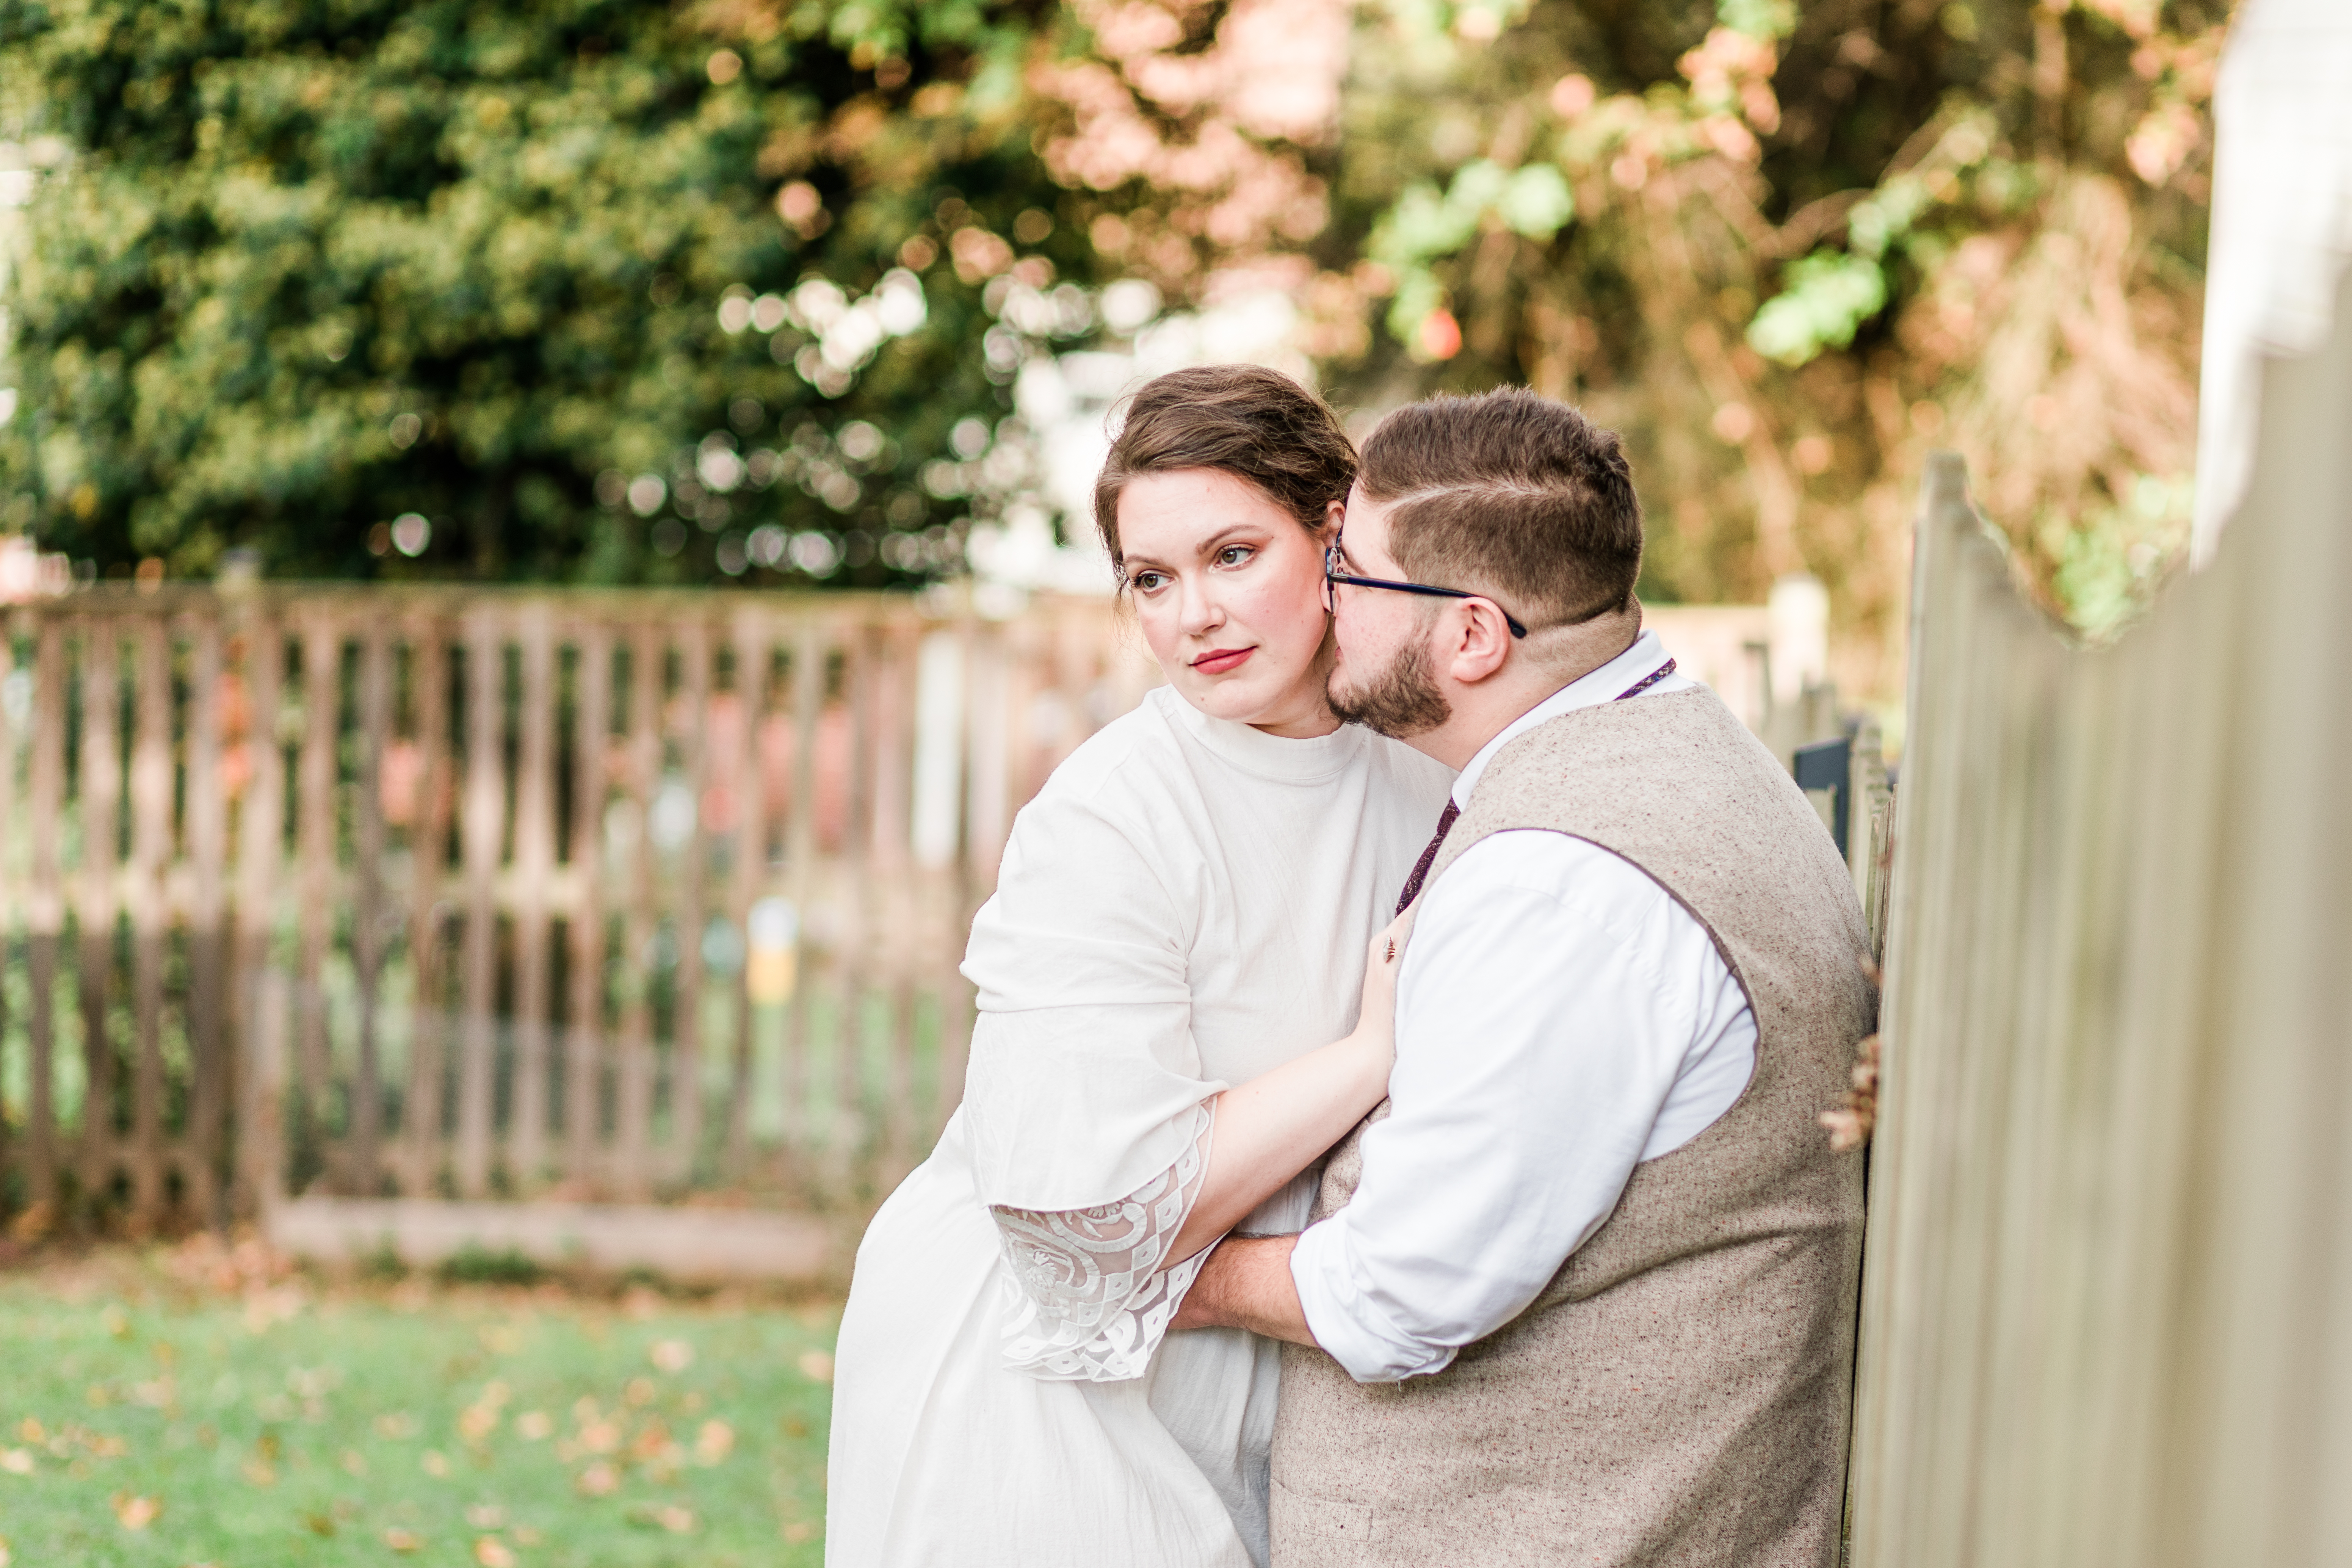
[1322,0,2225,689]
[0,0,1116,586]
[1747,251,1887,367]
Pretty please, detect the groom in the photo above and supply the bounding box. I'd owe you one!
[1173,388,1873,1566]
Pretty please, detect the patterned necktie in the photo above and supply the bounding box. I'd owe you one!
[1392,658,1675,915]
[1394,799,1460,915]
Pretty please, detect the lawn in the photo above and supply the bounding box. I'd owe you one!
[0,1239,838,1568]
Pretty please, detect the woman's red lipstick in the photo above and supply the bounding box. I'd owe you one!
[1191,646,1254,675]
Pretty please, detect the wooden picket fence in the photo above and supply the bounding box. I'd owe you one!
[1848,284,2352,1567]
[0,585,1158,1234]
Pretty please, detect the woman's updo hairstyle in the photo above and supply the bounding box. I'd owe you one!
[1091,365,1358,575]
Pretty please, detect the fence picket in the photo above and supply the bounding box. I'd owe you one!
[721,610,770,1181]
[350,625,392,1197]
[564,626,611,1190]
[613,624,661,1202]
[291,619,339,1187]
[127,617,171,1227]
[669,619,711,1181]
[0,621,16,1184]
[76,619,121,1208]
[398,620,450,1196]
[782,622,822,1185]
[229,613,284,1217]
[182,616,228,1223]
[454,611,503,1198]
[24,617,64,1212]
[509,605,556,1188]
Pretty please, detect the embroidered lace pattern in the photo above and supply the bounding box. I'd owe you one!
[990,1102,1216,1383]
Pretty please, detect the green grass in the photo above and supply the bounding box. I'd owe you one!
[0,1249,837,1567]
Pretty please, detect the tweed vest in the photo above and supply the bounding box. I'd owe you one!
[1269,686,1871,1568]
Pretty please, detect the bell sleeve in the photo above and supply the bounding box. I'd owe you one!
[959,789,1225,1383]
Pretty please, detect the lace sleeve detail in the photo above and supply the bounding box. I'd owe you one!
[989,1102,1216,1383]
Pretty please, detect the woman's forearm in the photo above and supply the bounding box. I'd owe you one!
[1164,1033,1388,1266]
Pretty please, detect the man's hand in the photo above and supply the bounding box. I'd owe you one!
[1171,1234,1320,1347]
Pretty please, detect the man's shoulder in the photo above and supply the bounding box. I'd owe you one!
[1423,829,1706,960]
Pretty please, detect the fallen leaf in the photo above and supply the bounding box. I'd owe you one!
[784,1521,818,1543]
[578,1421,621,1454]
[474,1536,517,1568]
[796,1351,835,1384]
[15,1420,42,1444]
[514,1528,543,1546]
[516,1411,553,1441]
[649,1339,693,1373]
[622,1377,656,1407]
[0,1450,33,1476]
[628,1418,672,1462]
[0,1530,11,1565]
[112,1492,163,1530]
[657,1505,695,1535]
[465,1505,506,1529]
[383,1527,423,1552]
[576,1461,620,1498]
[341,1449,368,1476]
[375,1413,420,1440]
[693,1419,735,1465]
[422,1450,451,1478]
[100,1305,131,1339]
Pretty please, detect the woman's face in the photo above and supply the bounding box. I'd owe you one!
[1115,468,1341,739]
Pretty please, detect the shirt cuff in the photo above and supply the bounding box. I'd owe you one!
[1288,1216,1460,1384]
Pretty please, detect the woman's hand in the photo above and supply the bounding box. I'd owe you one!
[1351,906,1418,1073]
[1162,906,1421,1268]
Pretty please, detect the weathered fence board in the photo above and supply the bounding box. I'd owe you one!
[1849,279,2352,1567]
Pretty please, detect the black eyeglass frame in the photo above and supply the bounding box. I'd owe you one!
[1323,542,1529,638]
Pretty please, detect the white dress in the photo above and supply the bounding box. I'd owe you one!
[826,684,1453,1568]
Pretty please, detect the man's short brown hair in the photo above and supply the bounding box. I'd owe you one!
[1358,388,1643,628]
[1092,365,1357,570]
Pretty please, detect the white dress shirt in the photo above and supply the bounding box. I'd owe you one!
[1288,630,1760,1383]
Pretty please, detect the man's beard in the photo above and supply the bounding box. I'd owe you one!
[1328,637,1451,738]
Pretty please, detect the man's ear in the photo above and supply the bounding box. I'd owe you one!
[1440,598,1517,686]
[1317,498,1344,548]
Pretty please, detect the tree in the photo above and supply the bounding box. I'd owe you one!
[0,0,1125,586]
[1323,0,2227,698]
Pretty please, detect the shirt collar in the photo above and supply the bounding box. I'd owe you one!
[1450,628,1682,808]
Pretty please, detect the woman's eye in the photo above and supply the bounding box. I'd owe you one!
[1129,570,1167,593]
[1216,545,1254,567]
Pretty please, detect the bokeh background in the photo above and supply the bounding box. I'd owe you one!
[0,0,2227,713]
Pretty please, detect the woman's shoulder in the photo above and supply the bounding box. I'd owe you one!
[1025,687,1192,819]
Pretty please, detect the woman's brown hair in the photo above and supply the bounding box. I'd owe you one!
[1091,365,1358,573]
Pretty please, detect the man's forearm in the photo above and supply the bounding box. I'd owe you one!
[1173,1234,1319,1347]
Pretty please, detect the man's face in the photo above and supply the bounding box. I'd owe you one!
[1325,487,1452,738]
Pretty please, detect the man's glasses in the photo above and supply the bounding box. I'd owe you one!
[1322,541,1529,638]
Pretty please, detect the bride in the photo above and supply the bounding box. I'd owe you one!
[826,365,1453,1566]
